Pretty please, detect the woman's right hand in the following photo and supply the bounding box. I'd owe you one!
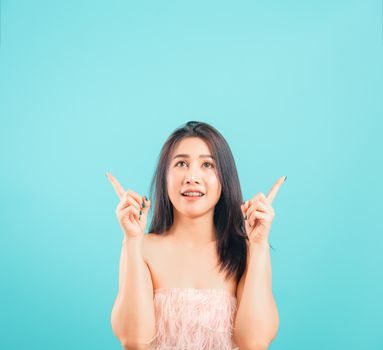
[106,172,151,239]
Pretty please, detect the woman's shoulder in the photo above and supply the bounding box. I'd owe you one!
[142,232,165,263]
[144,232,164,244]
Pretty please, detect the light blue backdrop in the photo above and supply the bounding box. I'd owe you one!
[1,1,382,349]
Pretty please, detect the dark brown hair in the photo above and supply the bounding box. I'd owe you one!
[147,121,248,284]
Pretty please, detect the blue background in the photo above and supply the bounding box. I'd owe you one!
[1,1,382,349]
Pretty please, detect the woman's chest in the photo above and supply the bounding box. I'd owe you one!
[143,234,237,294]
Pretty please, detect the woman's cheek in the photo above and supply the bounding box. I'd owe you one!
[207,177,221,198]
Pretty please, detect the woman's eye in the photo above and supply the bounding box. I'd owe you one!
[203,162,213,168]
[175,161,214,168]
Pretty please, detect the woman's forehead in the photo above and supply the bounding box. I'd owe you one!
[172,137,212,156]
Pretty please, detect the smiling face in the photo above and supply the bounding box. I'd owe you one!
[166,137,222,219]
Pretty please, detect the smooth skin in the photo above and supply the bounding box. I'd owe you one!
[164,136,222,246]
[106,172,151,239]
[241,175,286,247]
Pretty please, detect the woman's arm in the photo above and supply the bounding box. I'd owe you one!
[111,236,156,349]
[233,242,279,349]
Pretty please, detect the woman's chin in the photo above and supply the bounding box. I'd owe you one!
[177,207,213,218]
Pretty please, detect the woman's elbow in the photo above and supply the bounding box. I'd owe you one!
[121,339,152,350]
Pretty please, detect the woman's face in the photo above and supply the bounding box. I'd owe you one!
[167,137,222,218]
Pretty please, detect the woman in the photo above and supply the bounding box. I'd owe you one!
[109,121,285,350]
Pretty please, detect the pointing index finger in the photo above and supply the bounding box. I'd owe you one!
[106,172,125,199]
[267,176,286,204]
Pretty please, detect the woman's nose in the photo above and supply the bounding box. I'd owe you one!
[184,169,201,183]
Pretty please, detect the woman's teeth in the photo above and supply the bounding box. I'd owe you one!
[182,192,204,197]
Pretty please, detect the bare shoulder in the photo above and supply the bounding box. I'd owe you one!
[121,233,160,260]
[142,232,162,264]
[143,232,161,246]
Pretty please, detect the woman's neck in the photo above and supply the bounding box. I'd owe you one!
[166,213,216,246]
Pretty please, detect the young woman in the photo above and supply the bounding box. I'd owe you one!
[109,121,285,350]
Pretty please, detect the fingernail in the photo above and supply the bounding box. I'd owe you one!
[244,215,247,220]
[284,176,287,182]
[142,201,145,208]
[144,196,148,201]
[140,210,142,215]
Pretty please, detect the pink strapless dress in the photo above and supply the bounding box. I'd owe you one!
[145,287,240,350]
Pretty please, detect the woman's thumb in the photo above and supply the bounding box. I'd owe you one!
[241,201,247,219]
[142,196,151,215]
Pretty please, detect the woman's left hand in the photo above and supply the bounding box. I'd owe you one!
[241,176,286,246]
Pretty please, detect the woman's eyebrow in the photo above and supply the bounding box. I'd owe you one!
[172,154,215,160]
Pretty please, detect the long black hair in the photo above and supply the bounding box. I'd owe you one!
[147,121,249,285]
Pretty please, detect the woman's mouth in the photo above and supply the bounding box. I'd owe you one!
[181,192,205,200]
